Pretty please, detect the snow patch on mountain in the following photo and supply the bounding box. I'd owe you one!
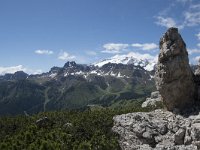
[94,52,157,71]
[49,73,57,78]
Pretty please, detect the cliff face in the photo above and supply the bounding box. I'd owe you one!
[155,27,195,111]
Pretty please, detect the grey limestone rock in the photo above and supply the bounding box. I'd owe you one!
[155,27,195,111]
[112,28,200,150]
[112,109,200,150]
[142,91,162,108]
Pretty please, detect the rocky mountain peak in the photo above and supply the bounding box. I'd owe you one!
[13,71,28,79]
[164,27,179,41]
[64,61,77,68]
[1,71,28,80]
[49,66,61,73]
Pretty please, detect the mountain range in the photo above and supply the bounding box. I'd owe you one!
[0,54,157,115]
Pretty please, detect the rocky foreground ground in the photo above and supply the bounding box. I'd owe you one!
[113,109,200,150]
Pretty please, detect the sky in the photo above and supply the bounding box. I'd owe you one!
[0,0,200,74]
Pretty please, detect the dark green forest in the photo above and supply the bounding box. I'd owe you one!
[0,100,160,150]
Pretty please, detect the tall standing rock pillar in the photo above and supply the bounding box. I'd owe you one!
[155,27,195,111]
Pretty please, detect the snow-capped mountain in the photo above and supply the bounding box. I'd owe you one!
[0,52,158,81]
[0,59,157,115]
[94,52,157,71]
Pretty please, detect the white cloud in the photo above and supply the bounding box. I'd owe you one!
[176,0,192,4]
[123,52,157,62]
[188,48,200,54]
[155,16,183,29]
[195,33,200,48]
[184,11,200,27]
[193,56,200,63]
[0,65,26,75]
[196,32,200,40]
[189,4,200,9]
[58,52,76,61]
[102,43,129,54]
[27,69,43,75]
[86,51,97,56]
[183,3,200,27]
[155,0,200,29]
[0,65,42,75]
[132,43,158,51]
[35,50,54,55]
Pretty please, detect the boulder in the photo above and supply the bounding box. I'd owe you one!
[142,91,162,108]
[174,128,186,145]
[35,117,54,128]
[155,27,195,111]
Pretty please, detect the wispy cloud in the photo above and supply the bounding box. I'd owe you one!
[155,0,200,29]
[86,51,97,56]
[132,43,158,51]
[28,69,43,75]
[155,16,180,28]
[35,50,54,55]
[195,32,200,49]
[176,0,192,4]
[114,52,157,62]
[58,51,76,61]
[184,11,200,27]
[188,48,200,54]
[0,65,42,75]
[193,56,200,63]
[196,32,200,40]
[101,43,129,54]
[0,65,26,75]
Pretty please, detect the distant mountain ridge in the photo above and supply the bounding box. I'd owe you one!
[0,56,157,115]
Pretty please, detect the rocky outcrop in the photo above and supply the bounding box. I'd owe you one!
[112,109,200,150]
[35,117,54,128]
[142,91,162,108]
[194,59,200,103]
[155,27,195,111]
[112,28,200,150]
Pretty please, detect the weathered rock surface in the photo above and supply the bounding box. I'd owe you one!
[195,59,200,75]
[155,27,195,111]
[194,59,200,102]
[112,109,200,150]
[142,91,162,108]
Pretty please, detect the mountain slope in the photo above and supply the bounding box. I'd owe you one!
[0,80,45,115]
[0,60,156,115]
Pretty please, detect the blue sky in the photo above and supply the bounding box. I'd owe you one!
[0,0,200,74]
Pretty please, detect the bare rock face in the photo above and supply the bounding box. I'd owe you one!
[142,91,162,108]
[112,109,200,150]
[155,27,195,111]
